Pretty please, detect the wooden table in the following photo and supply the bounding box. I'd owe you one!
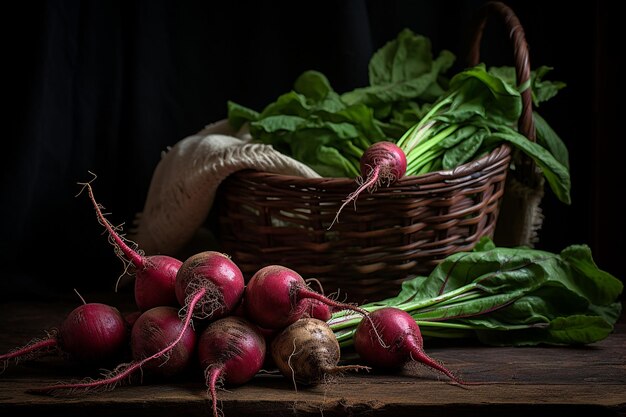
[1,297,625,417]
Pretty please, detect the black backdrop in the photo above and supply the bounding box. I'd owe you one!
[2,0,623,300]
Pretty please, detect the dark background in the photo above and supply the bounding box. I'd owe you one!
[2,0,622,300]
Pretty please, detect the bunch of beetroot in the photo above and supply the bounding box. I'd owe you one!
[1,181,467,417]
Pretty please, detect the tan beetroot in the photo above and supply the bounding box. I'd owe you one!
[271,318,369,386]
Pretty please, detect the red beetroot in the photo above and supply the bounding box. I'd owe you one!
[1,303,127,368]
[82,181,181,311]
[30,291,206,395]
[360,141,407,183]
[175,251,245,321]
[243,265,366,329]
[123,311,142,329]
[353,307,465,384]
[304,299,332,322]
[198,316,266,417]
[130,306,197,377]
[332,141,407,225]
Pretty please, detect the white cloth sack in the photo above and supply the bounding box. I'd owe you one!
[131,120,320,255]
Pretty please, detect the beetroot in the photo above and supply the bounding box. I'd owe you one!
[1,303,127,368]
[82,181,181,311]
[243,265,367,329]
[271,318,369,386]
[198,316,266,417]
[353,307,465,384]
[332,141,407,224]
[29,292,206,395]
[130,306,197,378]
[175,251,245,321]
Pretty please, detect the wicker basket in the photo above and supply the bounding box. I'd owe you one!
[216,1,534,303]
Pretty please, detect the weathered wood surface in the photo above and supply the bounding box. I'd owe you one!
[1,299,625,417]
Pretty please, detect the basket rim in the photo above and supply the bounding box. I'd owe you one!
[231,143,511,187]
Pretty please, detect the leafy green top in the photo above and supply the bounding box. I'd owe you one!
[228,28,570,203]
[329,237,623,347]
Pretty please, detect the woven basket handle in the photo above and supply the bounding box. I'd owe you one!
[468,1,536,143]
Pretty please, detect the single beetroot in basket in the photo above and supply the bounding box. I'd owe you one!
[332,141,407,225]
[81,180,181,311]
[243,265,368,329]
[1,302,127,369]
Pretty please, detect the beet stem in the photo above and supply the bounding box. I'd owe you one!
[405,336,465,385]
[83,181,145,270]
[287,337,302,393]
[329,165,380,229]
[30,288,207,395]
[296,288,367,314]
[0,337,57,362]
[205,367,223,417]
[297,288,389,348]
[323,364,371,375]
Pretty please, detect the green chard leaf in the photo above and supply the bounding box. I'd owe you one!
[484,127,571,204]
[488,65,566,106]
[437,125,479,149]
[474,315,616,346]
[369,28,434,85]
[293,70,334,101]
[472,235,497,252]
[558,245,624,306]
[442,128,486,169]
[251,114,305,134]
[531,66,567,106]
[341,28,455,112]
[449,64,522,125]
[534,111,570,170]
[289,132,359,178]
[227,101,260,130]
[336,240,623,347]
[411,247,561,301]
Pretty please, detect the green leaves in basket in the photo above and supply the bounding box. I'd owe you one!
[484,127,571,204]
[488,64,571,171]
[341,28,455,119]
[396,63,571,203]
[488,65,567,107]
[227,29,571,206]
[329,237,623,347]
[534,111,570,170]
[227,70,386,177]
